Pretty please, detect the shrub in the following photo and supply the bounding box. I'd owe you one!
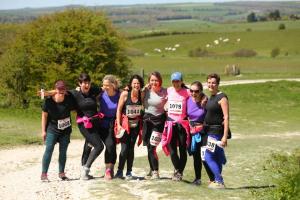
[188,47,210,57]
[278,23,286,30]
[253,149,300,200]
[233,49,257,57]
[271,48,280,58]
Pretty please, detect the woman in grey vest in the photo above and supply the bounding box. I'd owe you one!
[142,71,167,179]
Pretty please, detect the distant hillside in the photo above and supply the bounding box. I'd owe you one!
[0,1,300,24]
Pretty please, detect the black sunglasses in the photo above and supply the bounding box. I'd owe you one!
[190,89,200,93]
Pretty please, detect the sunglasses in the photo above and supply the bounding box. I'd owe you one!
[190,89,200,93]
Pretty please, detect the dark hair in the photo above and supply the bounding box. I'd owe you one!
[78,73,91,83]
[54,79,67,90]
[148,71,162,86]
[128,74,144,90]
[207,73,220,85]
[191,81,203,91]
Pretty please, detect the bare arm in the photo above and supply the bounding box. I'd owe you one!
[219,97,229,147]
[41,111,48,143]
[116,91,128,130]
[38,90,56,97]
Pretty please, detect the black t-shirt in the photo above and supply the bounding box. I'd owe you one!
[42,95,76,135]
[204,92,228,125]
[69,86,101,117]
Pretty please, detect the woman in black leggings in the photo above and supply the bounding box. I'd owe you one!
[69,73,104,180]
[115,74,144,180]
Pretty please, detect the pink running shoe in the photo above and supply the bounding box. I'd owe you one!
[104,168,112,180]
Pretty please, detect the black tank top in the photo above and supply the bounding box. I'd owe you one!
[204,92,228,125]
[122,90,143,119]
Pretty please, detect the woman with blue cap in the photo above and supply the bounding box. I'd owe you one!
[161,72,190,181]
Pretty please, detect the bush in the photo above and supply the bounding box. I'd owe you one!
[233,49,257,57]
[253,149,300,200]
[188,47,210,57]
[271,48,280,58]
[278,23,286,30]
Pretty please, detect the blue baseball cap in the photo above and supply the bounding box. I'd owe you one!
[171,72,182,81]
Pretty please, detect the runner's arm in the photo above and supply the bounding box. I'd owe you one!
[41,111,48,142]
[220,97,229,147]
[116,91,128,130]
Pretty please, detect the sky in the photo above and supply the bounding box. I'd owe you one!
[0,0,295,10]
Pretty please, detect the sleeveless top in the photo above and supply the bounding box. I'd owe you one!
[122,90,143,119]
[187,96,206,123]
[144,88,167,116]
[204,92,228,125]
[99,91,120,128]
[167,87,189,121]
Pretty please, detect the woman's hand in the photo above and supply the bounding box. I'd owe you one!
[220,136,227,147]
[42,131,47,143]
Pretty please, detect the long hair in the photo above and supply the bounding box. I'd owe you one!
[128,74,144,90]
[148,71,162,86]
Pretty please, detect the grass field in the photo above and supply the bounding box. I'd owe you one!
[127,23,300,79]
[0,107,81,147]
[121,20,300,36]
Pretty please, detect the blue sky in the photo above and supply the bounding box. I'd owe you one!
[0,0,294,10]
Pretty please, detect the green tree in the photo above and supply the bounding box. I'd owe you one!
[247,12,257,23]
[0,9,131,107]
[269,10,281,21]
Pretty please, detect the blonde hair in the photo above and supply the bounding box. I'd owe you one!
[102,74,120,90]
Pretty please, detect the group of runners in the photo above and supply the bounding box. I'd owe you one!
[40,71,229,189]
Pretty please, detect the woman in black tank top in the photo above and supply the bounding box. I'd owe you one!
[204,73,229,189]
[115,74,144,180]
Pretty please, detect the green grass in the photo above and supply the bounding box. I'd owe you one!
[221,81,300,135]
[128,26,300,79]
[121,20,300,36]
[0,107,82,147]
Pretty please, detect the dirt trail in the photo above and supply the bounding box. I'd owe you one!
[0,140,149,200]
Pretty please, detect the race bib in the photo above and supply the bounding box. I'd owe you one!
[206,136,217,152]
[201,146,207,161]
[150,131,162,146]
[57,117,71,130]
[126,105,142,118]
[168,100,183,114]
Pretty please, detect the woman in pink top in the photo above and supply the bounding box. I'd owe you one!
[163,72,190,181]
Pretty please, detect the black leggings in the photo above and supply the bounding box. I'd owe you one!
[100,124,117,164]
[168,123,187,174]
[79,123,104,168]
[143,118,165,171]
[117,127,139,172]
[192,135,214,181]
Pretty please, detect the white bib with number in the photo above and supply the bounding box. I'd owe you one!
[126,105,142,118]
[201,146,207,161]
[150,131,162,146]
[57,117,71,130]
[206,136,217,152]
[168,100,183,114]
